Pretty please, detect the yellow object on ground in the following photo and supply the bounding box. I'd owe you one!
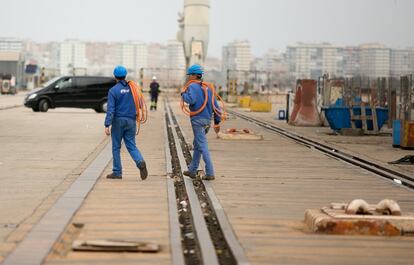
[238,96,251,108]
[250,101,272,112]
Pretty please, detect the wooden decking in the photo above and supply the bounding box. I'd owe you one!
[171,99,414,265]
[44,100,170,265]
[30,96,414,265]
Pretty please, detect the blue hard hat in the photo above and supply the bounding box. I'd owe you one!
[187,64,204,75]
[113,65,127,78]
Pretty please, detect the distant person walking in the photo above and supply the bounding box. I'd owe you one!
[149,76,160,111]
[181,64,221,180]
[104,65,148,180]
[218,85,224,98]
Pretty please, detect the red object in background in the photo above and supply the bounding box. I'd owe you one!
[289,80,322,126]
[289,84,302,123]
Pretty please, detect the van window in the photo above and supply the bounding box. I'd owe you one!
[76,77,116,89]
[76,77,95,87]
[56,77,73,90]
[42,77,60,88]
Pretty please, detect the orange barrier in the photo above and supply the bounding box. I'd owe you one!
[289,86,302,123]
[128,81,148,134]
[289,80,322,126]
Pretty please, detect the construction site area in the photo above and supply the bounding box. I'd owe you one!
[1,77,414,264]
[1,0,414,265]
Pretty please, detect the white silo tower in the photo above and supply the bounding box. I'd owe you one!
[177,0,210,67]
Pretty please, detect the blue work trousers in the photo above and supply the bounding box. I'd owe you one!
[111,117,144,176]
[188,118,215,176]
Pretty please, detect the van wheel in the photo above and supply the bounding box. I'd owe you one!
[94,108,102,113]
[32,106,40,112]
[39,99,49,112]
[100,100,107,113]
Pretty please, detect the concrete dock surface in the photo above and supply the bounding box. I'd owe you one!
[1,96,413,265]
[0,93,25,110]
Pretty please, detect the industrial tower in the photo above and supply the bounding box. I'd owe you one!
[177,0,210,68]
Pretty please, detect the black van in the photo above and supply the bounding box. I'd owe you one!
[24,76,117,112]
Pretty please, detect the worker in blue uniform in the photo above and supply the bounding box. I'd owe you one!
[181,64,221,180]
[104,65,148,180]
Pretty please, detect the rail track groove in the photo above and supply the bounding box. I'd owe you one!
[164,99,249,265]
[229,110,414,190]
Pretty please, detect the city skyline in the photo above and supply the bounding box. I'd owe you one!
[1,0,413,58]
[5,36,414,60]
[2,33,414,91]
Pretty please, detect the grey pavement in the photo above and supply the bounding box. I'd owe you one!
[0,92,26,110]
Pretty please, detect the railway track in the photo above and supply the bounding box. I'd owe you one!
[164,99,249,265]
[228,110,414,190]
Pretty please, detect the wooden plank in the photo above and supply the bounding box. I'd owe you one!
[170,102,414,265]
[166,179,185,265]
[3,143,113,265]
[44,99,171,265]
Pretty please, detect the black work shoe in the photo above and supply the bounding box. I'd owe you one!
[138,161,148,180]
[183,170,196,179]
[106,173,122,179]
[203,175,215,181]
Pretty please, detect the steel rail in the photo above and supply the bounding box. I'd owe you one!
[229,110,414,190]
[163,104,186,265]
[165,101,220,265]
[167,100,250,265]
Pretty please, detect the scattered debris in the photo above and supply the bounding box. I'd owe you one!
[197,170,205,179]
[393,179,403,185]
[172,175,182,183]
[217,128,263,140]
[72,240,160,252]
[180,200,188,208]
[184,233,195,239]
[3,223,18,228]
[388,155,414,165]
[340,128,364,136]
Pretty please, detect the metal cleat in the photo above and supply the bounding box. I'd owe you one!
[305,199,414,236]
[345,199,372,215]
[375,199,401,216]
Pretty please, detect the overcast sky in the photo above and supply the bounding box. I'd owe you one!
[1,0,413,57]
